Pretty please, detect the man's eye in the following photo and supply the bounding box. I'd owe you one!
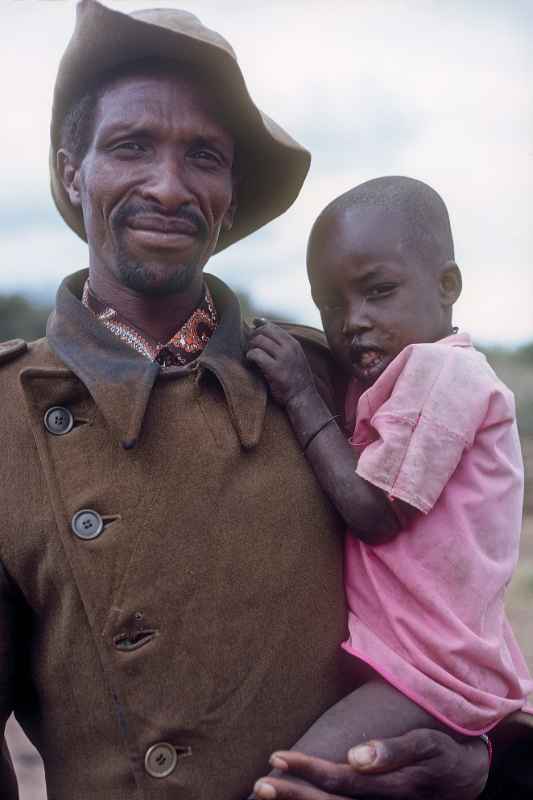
[191,149,221,164]
[112,142,146,154]
[366,284,397,299]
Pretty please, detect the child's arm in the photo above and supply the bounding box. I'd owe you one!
[246,321,400,543]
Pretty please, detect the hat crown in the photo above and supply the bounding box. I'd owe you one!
[132,8,237,61]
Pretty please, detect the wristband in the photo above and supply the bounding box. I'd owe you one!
[303,415,338,451]
[479,734,493,767]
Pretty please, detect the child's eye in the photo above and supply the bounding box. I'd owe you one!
[312,292,342,314]
[320,301,343,315]
[366,284,397,300]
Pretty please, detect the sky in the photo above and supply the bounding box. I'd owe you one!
[2,0,532,345]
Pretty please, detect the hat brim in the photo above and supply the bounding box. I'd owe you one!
[50,0,310,254]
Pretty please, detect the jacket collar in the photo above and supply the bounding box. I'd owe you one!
[46,269,266,450]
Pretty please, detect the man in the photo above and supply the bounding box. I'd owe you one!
[0,2,531,798]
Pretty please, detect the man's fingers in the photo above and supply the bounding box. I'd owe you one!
[267,750,415,798]
[270,750,357,782]
[348,730,445,774]
[253,776,331,800]
[258,734,489,800]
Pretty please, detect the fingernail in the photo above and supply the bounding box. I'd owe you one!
[254,781,277,799]
[269,753,288,770]
[253,317,267,327]
[348,743,377,767]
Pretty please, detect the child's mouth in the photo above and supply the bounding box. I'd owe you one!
[350,346,387,381]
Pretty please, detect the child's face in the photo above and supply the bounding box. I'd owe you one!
[307,206,456,386]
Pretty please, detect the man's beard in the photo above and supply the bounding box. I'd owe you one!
[112,200,210,296]
[116,252,199,296]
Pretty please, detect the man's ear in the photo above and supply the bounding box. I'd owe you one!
[439,261,462,307]
[56,149,82,208]
[222,187,237,232]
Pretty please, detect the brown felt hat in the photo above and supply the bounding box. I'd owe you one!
[50,0,311,253]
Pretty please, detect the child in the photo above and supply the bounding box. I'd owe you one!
[247,176,533,796]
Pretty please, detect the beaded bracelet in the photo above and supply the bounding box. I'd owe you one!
[302,415,339,451]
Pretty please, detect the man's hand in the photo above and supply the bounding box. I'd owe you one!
[246,320,315,407]
[252,730,489,799]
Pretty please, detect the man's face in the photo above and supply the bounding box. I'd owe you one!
[64,69,236,295]
[307,206,451,386]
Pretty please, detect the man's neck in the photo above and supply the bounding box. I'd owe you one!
[89,269,205,344]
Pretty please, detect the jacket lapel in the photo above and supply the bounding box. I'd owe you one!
[199,275,267,450]
[45,269,267,450]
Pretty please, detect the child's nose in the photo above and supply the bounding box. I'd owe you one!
[342,299,372,337]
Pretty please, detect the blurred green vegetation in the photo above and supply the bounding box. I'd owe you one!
[0,291,531,432]
[0,294,52,343]
[481,344,533,435]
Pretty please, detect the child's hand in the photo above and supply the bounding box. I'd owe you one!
[246,320,315,407]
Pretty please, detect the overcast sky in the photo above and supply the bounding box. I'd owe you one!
[2,0,532,345]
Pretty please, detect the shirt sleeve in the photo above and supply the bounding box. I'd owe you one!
[355,345,498,513]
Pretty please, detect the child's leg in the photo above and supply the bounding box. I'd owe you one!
[286,674,463,765]
[252,668,466,798]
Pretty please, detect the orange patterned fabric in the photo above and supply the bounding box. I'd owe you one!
[82,280,217,368]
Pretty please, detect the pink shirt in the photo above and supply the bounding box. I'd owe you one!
[342,333,533,733]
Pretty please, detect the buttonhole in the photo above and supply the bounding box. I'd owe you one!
[174,745,193,759]
[113,629,158,651]
[101,514,121,528]
[73,417,91,428]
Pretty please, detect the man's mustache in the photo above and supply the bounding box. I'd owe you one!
[115,202,209,240]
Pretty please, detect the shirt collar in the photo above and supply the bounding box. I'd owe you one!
[437,331,473,347]
[46,269,266,450]
[81,279,218,368]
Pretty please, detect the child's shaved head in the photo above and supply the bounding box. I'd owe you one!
[306,176,462,384]
[309,176,454,269]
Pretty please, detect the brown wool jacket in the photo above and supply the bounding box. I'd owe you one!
[0,270,531,799]
[0,270,351,799]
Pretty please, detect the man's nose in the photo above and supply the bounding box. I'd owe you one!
[141,155,195,209]
[341,299,372,338]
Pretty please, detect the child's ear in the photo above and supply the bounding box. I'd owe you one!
[439,261,462,307]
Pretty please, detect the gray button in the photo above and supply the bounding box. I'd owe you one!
[71,510,104,540]
[44,406,74,435]
[144,743,177,778]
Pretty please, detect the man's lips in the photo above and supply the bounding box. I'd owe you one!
[127,215,200,236]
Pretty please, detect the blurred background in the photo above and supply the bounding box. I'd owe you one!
[2,0,532,796]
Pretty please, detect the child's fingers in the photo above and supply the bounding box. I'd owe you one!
[250,321,292,346]
[247,333,283,359]
[246,347,276,370]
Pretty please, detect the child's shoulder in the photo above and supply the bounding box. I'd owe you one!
[405,336,504,391]
[399,337,516,421]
